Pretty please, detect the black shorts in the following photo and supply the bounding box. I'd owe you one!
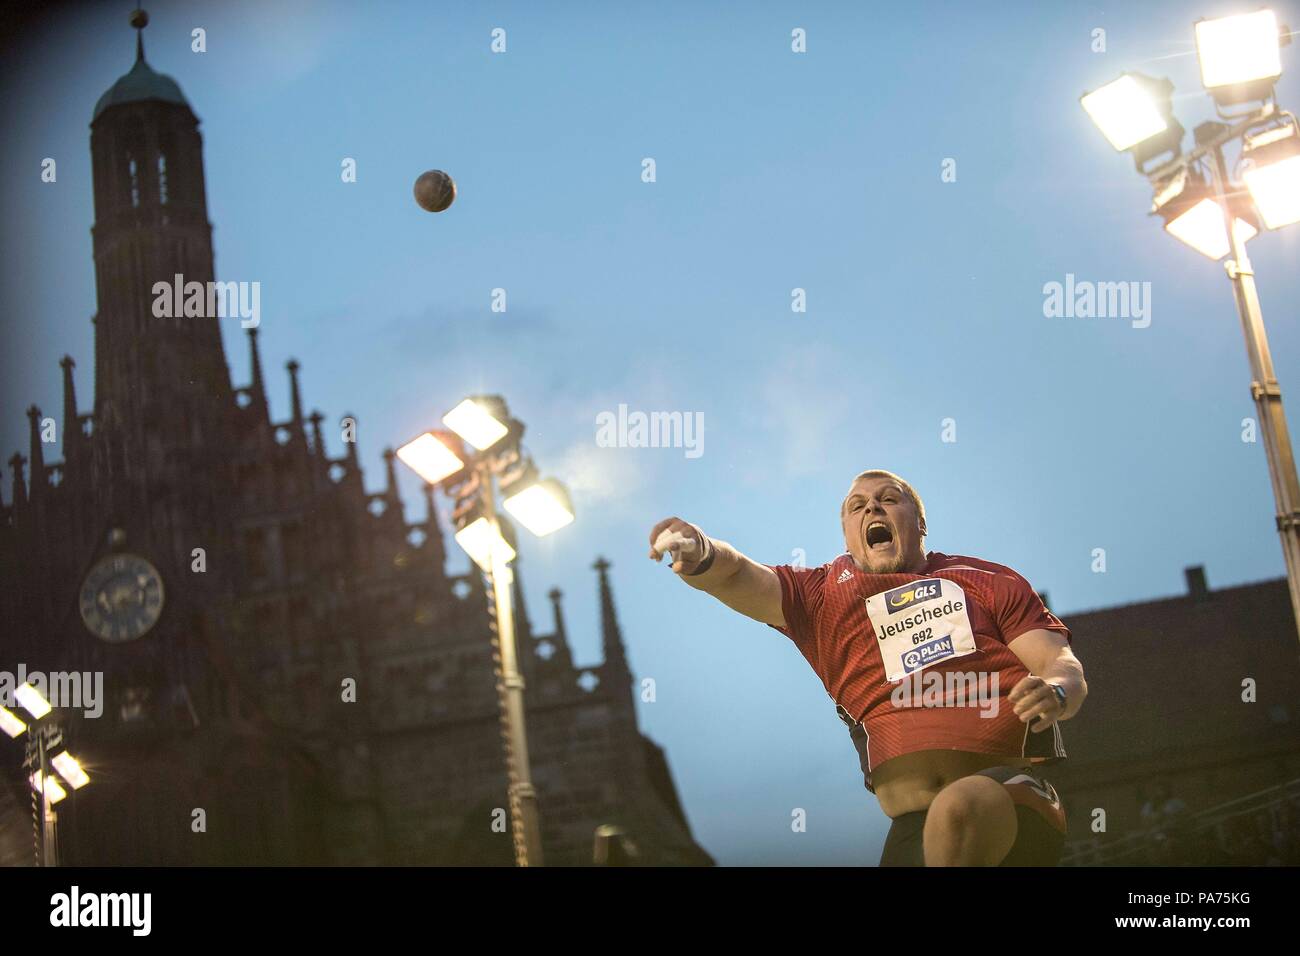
[879,765,1067,867]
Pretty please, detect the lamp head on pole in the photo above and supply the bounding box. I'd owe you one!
[1151,167,1259,259]
[1195,9,1288,106]
[443,396,513,452]
[1081,72,1185,172]
[455,515,517,572]
[1242,120,1300,229]
[396,430,466,485]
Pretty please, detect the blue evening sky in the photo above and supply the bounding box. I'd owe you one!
[4,0,1300,865]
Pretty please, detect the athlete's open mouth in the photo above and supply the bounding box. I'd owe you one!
[865,521,894,550]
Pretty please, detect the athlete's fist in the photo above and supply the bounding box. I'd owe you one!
[1009,674,1066,733]
[648,517,709,575]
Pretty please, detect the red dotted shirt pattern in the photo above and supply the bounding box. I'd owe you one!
[767,551,1070,784]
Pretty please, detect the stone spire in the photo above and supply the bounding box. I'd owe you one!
[8,454,26,512]
[246,328,268,418]
[309,410,325,452]
[381,447,404,525]
[286,359,305,441]
[383,447,401,503]
[26,407,45,498]
[309,411,329,481]
[343,413,360,469]
[59,356,80,465]
[541,586,576,670]
[341,412,364,500]
[593,556,631,678]
[548,586,569,646]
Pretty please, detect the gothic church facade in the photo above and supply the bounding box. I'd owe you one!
[0,25,711,867]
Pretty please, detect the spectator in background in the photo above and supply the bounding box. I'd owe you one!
[1140,780,1188,832]
[1139,780,1190,864]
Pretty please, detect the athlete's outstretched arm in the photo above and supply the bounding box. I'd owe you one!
[1006,629,1087,732]
[647,517,785,627]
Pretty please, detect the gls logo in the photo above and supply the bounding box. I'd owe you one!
[885,579,942,615]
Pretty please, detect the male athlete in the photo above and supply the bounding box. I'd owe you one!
[648,470,1087,866]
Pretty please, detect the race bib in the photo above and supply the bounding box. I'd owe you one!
[865,577,978,682]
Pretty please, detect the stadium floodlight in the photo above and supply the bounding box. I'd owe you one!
[0,706,26,738]
[1081,74,1168,150]
[393,389,564,865]
[50,751,90,790]
[1083,11,1300,652]
[443,397,510,451]
[1163,199,1258,259]
[1152,168,1258,259]
[1242,122,1300,229]
[454,516,517,572]
[503,479,575,537]
[15,683,51,720]
[396,431,465,485]
[1081,73,1184,169]
[1195,10,1285,105]
[30,771,67,804]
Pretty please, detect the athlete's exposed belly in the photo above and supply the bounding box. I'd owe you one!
[873,749,1031,818]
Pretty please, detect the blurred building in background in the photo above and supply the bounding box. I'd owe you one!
[1053,567,1300,865]
[0,27,711,867]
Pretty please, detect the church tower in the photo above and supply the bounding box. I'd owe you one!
[89,10,232,461]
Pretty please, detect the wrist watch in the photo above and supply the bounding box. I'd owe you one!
[1047,682,1068,712]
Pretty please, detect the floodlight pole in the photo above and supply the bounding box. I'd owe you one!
[475,458,545,867]
[1205,142,1300,650]
[33,723,57,867]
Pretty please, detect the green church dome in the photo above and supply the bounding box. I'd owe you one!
[93,56,190,121]
[92,11,191,121]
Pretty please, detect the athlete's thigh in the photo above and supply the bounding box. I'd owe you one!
[976,765,1068,867]
[922,773,1018,865]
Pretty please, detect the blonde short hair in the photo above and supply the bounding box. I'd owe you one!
[843,470,926,529]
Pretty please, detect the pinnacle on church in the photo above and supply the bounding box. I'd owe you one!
[343,414,360,468]
[7,455,26,509]
[309,411,327,462]
[593,557,630,674]
[547,587,567,644]
[382,447,403,508]
[246,328,268,415]
[132,8,147,62]
[286,360,306,443]
[25,407,45,493]
[59,356,80,462]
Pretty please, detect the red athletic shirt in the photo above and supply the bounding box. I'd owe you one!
[767,551,1070,790]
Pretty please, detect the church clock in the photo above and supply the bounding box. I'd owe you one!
[79,553,165,643]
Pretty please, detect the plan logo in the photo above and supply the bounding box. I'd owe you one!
[903,636,955,672]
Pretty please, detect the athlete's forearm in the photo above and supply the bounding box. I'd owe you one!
[680,537,785,627]
[1038,655,1087,721]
